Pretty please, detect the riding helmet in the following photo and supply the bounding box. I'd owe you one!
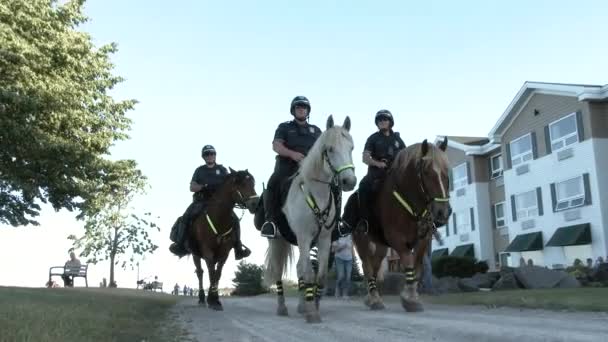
[375,109,394,128]
[290,96,311,116]
[201,145,216,157]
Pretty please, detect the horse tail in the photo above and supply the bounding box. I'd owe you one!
[263,238,293,287]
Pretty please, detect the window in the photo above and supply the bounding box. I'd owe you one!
[549,113,578,152]
[515,190,538,220]
[452,163,468,189]
[510,134,533,167]
[455,210,471,232]
[494,202,506,228]
[491,154,503,179]
[555,176,585,211]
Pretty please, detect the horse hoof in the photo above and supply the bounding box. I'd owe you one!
[363,296,372,308]
[209,303,223,311]
[305,313,322,324]
[370,301,385,311]
[277,306,289,317]
[401,298,424,312]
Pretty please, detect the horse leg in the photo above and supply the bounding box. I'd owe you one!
[398,249,424,312]
[368,243,388,310]
[209,253,229,311]
[296,236,320,323]
[275,279,288,316]
[296,277,305,314]
[313,233,332,313]
[205,259,221,310]
[193,256,206,306]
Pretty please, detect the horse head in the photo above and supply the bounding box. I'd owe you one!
[417,136,452,225]
[227,167,259,214]
[301,115,357,190]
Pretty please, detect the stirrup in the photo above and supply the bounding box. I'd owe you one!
[338,221,352,237]
[355,220,369,234]
[261,221,277,239]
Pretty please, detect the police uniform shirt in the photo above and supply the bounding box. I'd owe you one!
[364,131,406,173]
[191,164,228,196]
[273,120,322,162]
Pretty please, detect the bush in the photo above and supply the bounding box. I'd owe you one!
[231,261,268,296]
[432,256,487,278]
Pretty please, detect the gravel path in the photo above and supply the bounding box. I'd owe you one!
[173,295,608,342]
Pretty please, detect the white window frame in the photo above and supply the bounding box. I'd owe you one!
[455,209,471,233]
[452,162,468,190]
[549,113,579,152]
[494,202,506,228]
[555,175,585,211]
[510,133,533,167]
[490,153,503,179]
[515,189,538,220]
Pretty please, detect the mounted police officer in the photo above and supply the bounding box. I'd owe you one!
[260,96,322,238]
[169,145,251,259]
[356,109,406,233]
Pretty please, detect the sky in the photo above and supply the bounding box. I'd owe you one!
[1,0,607,291]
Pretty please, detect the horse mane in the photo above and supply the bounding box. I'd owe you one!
[299,125,352,181]
[390,141,448,175]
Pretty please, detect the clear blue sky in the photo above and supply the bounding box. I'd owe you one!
[1,0,607,289]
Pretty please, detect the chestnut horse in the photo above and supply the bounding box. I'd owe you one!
[188,168,258,310]
[343,138,451,312]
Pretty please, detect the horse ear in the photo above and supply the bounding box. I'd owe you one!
[421,139,429,156]
[343,116,351,131]
[326,115,334,129]
[229,166,236,174]
[438,136,448,151]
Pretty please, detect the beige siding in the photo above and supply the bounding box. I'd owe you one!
[501,93,592,169]
[445,146,465,167]
[589,102,608,138]
[472,155,489,183]
[489,180,505,204]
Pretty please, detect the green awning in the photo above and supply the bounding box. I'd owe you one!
[546,223,591,247]
[505,232,543,252]
[450,244,474,258]
[431,248,449,259]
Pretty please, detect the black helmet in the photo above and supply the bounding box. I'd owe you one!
[290,96,311,116]
[201,145,216,157]
[375,109,394,128]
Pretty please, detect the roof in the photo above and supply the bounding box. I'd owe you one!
[434,136,500,156]
[489,81,608,141]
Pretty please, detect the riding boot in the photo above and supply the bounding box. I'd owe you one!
[169,218,189,257]
[261,189,278,238]
[232,214,251,260]
[355,190,369,234]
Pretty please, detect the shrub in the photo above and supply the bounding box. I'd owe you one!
[432,256,487,278]
[231,261,268,296]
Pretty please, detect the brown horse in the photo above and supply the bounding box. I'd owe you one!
[189,168,258,310]
[344,138,451,312]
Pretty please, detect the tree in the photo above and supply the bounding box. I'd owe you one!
[68,160,159,287]
[0,0,137,226]
[232,261,267,296]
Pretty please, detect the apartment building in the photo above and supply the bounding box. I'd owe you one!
[431,81,608,270]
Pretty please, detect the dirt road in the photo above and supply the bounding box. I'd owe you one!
[173,295,608,342]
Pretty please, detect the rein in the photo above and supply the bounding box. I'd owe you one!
[302,149,354,231]
[392,157,449,243]
[205,183,256,239]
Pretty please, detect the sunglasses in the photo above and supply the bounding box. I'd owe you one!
[203,152,216,157]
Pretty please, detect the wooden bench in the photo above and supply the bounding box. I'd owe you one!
[49,264,88,287]
[142,280,163,292]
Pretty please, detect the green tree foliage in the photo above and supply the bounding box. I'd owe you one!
[68,163,159,286]
[232,261,267,296]
[0,0,137,226]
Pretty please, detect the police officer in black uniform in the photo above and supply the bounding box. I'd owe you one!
[169,145,251,259]
[260,96,322,238]
[356,109,406,233]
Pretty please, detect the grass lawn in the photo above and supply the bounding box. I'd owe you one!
[0,286,183,342]
[422,287,608,312]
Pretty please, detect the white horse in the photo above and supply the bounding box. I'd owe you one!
[263,115,357,323]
